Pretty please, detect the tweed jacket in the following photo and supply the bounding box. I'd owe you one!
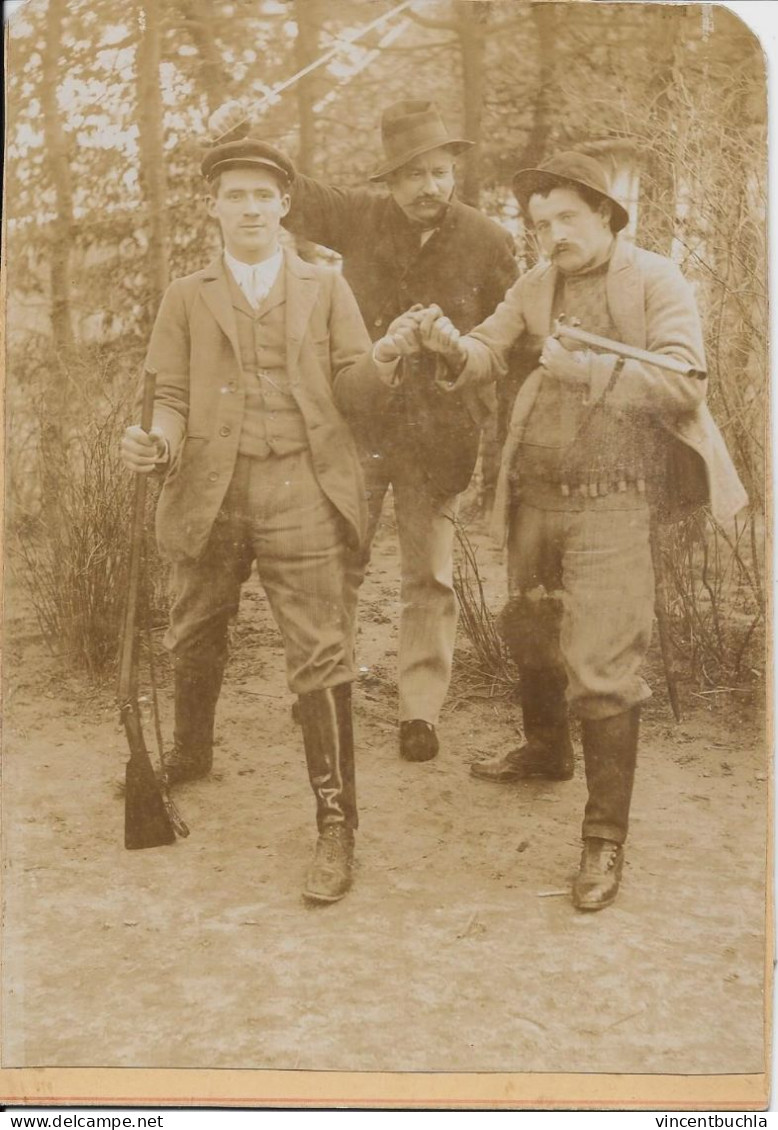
[145,249,382,562]
[285,175,517,493]
[449,238,748,541]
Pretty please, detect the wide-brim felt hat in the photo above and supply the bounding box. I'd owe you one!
[201,135,296,187]
[512,150,629,232]
[369,99,473,182]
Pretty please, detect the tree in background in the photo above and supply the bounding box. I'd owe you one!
[5,0,766,688]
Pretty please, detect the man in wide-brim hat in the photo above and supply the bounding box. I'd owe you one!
[208,97,517,765]
[120,126,395,905]
[415,148,747,911]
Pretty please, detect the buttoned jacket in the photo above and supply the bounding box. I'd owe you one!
[285,176,518,493]
[450,239,748,539]
[145,249,381,562]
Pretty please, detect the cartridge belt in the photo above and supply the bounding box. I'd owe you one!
[512,474,653,512]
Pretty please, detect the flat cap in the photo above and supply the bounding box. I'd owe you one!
[201,135,296,187]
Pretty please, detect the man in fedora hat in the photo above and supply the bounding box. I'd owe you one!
[285,97,517,763]
[414,150,747,909]
[206,97,517,763]
[120,128,393,904]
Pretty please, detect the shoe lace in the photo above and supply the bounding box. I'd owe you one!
[597,842,620,871]
[317,826,350,865]
[583,839,620,873]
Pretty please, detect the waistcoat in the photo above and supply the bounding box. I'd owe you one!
[226,268,309,459]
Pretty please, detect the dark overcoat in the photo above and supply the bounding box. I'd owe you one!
[285,177,517,494]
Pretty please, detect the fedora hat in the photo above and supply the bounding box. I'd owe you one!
[201,129,296,188]
[512,150,629,232]
[369,99,473,182]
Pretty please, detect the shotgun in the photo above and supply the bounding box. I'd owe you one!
[118,368,188,849]
[553,316,707,380]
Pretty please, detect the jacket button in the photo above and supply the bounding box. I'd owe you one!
[208,471,218,482]
[374,317,383,328]
[219,425,231,437]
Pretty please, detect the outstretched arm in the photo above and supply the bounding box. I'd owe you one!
[327,272,403,418]
[285,174,374,256]
[411,278,529,391]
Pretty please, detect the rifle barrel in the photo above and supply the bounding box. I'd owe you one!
[554,322,706,380]
[116,369,157,705]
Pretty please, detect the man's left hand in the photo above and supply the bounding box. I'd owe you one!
[539,336,589,386]
[374,306,425,362]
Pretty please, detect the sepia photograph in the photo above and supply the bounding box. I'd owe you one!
[1,0,770,1111]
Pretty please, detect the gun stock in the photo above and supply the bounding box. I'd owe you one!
[123,702,177,849]
[118,368,184,849]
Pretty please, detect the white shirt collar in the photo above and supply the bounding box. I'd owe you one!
[224,247,283,306]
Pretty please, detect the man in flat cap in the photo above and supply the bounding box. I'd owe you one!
[415,150,747,909]
[212,98,517,763]
[120,130,389,904]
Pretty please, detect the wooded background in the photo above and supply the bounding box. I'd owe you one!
[4,0,767,692]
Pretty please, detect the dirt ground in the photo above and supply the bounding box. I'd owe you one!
[2,504,769,1080]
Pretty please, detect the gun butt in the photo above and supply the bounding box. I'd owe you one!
[125,750,177,849]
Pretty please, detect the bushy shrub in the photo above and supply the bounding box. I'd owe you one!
[11,343,169,680]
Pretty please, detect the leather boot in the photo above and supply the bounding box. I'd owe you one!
[471,667,574,782]
[400,720,439,762]
[297,683,357,903]
[573,706,640,910]
[162,652,225,786]
[572,839,624,911]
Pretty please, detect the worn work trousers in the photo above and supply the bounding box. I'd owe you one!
[502,502,655,720]
[344,450,459,725]
[164,452,353,696]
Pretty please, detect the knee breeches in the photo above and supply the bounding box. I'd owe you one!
[164,452,353,695]
[502,503,655,720]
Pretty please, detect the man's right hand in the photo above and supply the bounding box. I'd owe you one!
[373,305,426,362]
[208,100,251,141]
[120,425,168,474]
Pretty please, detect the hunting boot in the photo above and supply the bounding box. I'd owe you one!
[573,705,640,911]
[471,667,574,782]
[297,682,357,904]
[400,720,439,762]
[162,652,225,786]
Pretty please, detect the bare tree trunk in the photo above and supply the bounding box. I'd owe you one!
[515,2,556,171]
[292,0,322,260]
[41,0,74,353]
[636,12,679,255]
[137,0,170,315]
[293,0,321,177]
[176,0,230,114]
[39,0,74,535]
[455,0,487,206]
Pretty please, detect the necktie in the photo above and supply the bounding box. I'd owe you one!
[248,266,266,309]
